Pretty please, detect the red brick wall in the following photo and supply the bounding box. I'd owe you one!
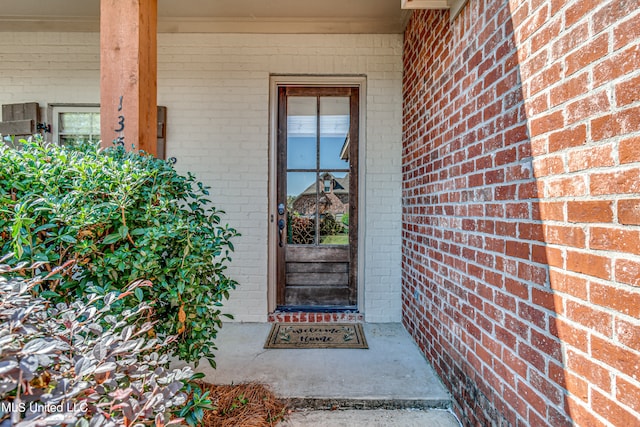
[402,1,640,425]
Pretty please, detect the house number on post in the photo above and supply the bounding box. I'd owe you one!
[115,95,125,132]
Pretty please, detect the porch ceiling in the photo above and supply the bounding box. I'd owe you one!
[0,0,413,34]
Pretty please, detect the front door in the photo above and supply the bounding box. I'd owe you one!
[276,86,359,310]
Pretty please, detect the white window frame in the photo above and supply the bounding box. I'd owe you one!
[47,103,100,144]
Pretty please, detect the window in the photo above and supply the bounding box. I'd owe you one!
[49,104,100,145]
[47,104,167,158]
[324,176,332,193]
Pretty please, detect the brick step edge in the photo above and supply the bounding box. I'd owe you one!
[283,397,452,411]
[268,312,364,323]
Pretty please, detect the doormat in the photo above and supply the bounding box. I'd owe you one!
[264,323,368,349]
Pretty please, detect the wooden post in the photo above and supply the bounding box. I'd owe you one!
[100,0,157,156]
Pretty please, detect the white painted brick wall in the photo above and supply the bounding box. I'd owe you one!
[0,32,403,322]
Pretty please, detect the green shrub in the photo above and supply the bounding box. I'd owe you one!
[0,260,210,426]
[319,213,345,236]
[341,212,349,226]
[0,138,239,366]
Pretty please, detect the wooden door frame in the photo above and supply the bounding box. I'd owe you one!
[268,75,367,313]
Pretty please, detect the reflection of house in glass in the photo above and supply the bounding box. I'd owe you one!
[287,130,351,245]
[292,172,349,222]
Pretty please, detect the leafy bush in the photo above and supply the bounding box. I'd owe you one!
[0,259,206,427]
[0,138,239,365]
[319,213,345,236]
[341,212,349,227]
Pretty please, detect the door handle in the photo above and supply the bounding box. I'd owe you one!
[278,203,285,215]
[278,218,286,247]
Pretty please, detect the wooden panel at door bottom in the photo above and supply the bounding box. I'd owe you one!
[285,286,350,306]
[286,246,349,263]
[287,262,348,273]
[284,246,351,306]
[286,272,349,286]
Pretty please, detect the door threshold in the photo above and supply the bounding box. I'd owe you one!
[276,305,358,313]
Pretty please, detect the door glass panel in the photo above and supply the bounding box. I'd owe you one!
[320,97,350,169]
[287,97,317,169]
[319,171,349,245]
[287,172,317,245]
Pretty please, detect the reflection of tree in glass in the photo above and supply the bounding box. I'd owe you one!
[341,212,349,226]
[287,195,297,210]
[288,214,315,245]
[320,213,345,236]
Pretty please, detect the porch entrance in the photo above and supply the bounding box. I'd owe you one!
[275,86,359,310]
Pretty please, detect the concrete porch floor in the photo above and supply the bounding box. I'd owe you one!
[176,322,460,426]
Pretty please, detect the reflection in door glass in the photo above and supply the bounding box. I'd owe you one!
[320,97,350,169]
[287,97,317,169]
[285,96,351,247]
[318,171,349,245]
[287,172,317,245]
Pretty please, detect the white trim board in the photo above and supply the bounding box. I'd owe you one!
[401,0,469,21]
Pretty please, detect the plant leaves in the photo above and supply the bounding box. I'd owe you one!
[19,355,39,378]
[75,357,96,378]
[102,233,122,245]
[134,287,144,302]
[93,343,107,361]
[94,362,116,374]
[60,235,78,244]
[0,138,239,373]
[0,360,18,374]
[22,338,58,355]
[40,290,60,299]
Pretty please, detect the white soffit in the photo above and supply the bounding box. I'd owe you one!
[401,0,469,20]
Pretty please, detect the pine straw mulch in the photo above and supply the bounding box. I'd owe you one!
[198,382,290,427]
